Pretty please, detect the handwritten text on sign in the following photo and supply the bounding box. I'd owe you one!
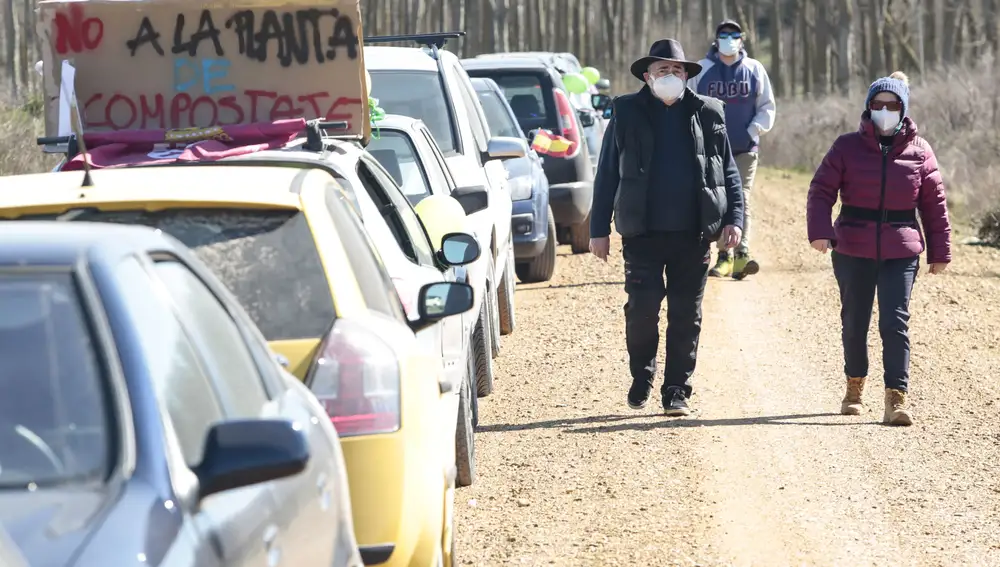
[40,1,367,133]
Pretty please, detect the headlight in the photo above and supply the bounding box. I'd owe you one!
[508,175,533,201]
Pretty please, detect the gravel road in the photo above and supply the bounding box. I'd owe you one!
[455,169,1000,566]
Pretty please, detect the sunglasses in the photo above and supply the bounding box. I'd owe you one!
[718,31,742,40]
[869,100,902,112]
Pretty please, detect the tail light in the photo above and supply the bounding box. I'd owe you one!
[552,88,581,157]
[306,319,401,437]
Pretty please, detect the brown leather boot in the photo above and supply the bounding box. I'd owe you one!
[884,388,913,426]
[840,377,865,415]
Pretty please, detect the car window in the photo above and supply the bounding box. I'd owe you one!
[111,256,225,469]
[369,70,457,154]
[448,64,489,155]
[0,272,112,487]
[40,208,336,342]
[476,89,524,139]
[152,259,269,418]
[367,131,434,205]
[357,158,437,266]
[323,182,408,322]
[406,132,449,197]
[420,127,457,190]
[482,72,559,132]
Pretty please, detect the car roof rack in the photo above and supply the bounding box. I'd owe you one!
[364,31,465,51]
[363,31,466,155]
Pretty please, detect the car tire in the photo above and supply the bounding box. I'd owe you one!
[472,300,494,397]
[456,348,476,487]
[497,245,516,336]
[569,210,591,254]
[515,207,557,283]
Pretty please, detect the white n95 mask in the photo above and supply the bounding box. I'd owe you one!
[651,75,685,101]
[870,109,901,132]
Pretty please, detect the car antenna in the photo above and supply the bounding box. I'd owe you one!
[70,114,94,188]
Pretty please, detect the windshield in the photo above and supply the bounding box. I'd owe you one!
[367,131,433,204]
[22,209,336,341]
[369,71,457,154]
[475,90,523,139]
[0,273,112,488]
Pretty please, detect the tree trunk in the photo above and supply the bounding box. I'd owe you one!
[770,0,785,97]
[835,0,855,93]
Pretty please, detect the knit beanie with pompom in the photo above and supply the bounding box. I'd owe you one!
[865,71,910,118]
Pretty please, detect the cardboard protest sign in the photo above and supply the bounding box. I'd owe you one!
[37,0,370,141]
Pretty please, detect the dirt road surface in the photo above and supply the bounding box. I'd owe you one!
[456,169,1000,566]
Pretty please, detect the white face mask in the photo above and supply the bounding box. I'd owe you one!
[718,39,741,56]
[870,109,901,132]
[650,75,685,101]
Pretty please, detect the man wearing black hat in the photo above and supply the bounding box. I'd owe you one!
[589,38,745,416]
[690,19,777,280]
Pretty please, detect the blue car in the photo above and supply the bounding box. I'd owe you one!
[470,77,557,283]
[0,221,362,567]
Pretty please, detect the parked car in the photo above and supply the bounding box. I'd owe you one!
[0,220,362,567]
[469,51,608,173]
[462,55,595,254]
[0,165,475,567]
[362,114,501,400]
[469,77,557,283]
[212,121,489,484]
[365,32,526,345]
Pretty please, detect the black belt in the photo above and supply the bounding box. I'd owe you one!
[840,204,916,224]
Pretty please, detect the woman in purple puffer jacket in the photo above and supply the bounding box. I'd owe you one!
[806,71,951,427]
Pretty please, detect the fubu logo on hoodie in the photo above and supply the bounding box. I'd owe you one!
[706,80,752,100]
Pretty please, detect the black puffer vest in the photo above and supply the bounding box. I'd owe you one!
[610,86,731,239]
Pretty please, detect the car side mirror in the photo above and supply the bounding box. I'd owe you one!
[485,136,527,161]
[591,93,612,111]
[192,419,309,501]
[596,79,611,91]
[452,184,489,215]
[577,110,595,127]
[410,281,475,333]
[438,232,481,266]
[602,107,613,119]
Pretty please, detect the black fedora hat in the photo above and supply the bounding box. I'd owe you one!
[630,38,703,81]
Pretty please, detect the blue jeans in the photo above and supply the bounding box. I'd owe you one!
[831,251,919,391]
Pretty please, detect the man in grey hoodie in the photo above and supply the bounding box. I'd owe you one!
[689,19,776,280]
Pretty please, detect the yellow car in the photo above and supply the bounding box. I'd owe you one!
[0,163,479,566]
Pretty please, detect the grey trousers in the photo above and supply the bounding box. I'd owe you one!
[716,151,759,256]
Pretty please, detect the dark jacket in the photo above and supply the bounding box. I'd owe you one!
[807,115,951,264]
[590,85,745,240]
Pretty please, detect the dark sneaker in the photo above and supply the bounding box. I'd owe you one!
[628,379,653,410]
[662,387,691,416]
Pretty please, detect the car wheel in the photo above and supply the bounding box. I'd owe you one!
[498,245,516,336]
[472,300,494,397]
[569,210,591,254]
[456,348,476,487]
[515,206,557,283]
